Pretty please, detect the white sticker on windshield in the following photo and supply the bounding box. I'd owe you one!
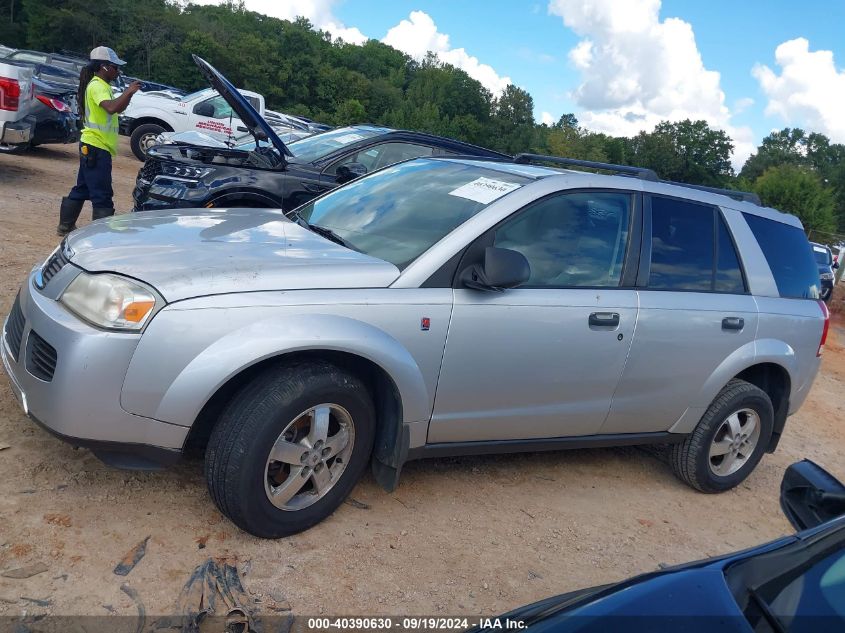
[448,177,521,204]
[333,133,367,144]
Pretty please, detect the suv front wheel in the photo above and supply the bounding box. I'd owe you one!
[670,379,773,493]
[204,361,375,538]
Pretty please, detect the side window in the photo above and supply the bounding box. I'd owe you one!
[193,95,233,119]
[493,191,632,288]
[716,214,746,293]
[326,142,435,176]
[744,213,820,299]
[648,196,715,291]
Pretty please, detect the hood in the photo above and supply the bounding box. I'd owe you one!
[65,208,400,302]
[191,55,293,158]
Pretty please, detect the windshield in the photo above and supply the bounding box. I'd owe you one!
[181,87,215,102]
[814,247,832,266]
[287,126,385,162]
[297,158,530,269]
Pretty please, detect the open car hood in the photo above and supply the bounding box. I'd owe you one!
[191,54,293,158]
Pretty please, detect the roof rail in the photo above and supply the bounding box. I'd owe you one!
[513,152,761,206]
[513,153,659,181]
[658,180,761,205]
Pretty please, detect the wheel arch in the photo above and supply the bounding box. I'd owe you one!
[128,117,174,133]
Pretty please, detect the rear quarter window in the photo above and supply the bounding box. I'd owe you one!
[743,213,820,299]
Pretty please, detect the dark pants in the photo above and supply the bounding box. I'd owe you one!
[67,143,114,210]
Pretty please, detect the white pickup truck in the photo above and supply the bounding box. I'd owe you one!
[0,60,36,151]
[119,86,312,161]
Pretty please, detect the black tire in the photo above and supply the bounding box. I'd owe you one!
[205,361,375,538]
[670,379,773,493]
[130,123,166,161]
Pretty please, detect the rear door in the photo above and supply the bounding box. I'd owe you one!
[600,195,758,434]
[428,189,641,443]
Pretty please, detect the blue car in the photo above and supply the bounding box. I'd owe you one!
[477,461,845,632]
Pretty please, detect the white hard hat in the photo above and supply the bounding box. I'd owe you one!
[90,46,126,66]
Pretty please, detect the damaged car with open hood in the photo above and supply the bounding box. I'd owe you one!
[132,55,509,213]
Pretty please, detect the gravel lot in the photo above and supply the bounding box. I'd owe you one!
[1,140,844,619]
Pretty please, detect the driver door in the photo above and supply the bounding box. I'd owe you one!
[320,142,439,186]
[188,94,243,142]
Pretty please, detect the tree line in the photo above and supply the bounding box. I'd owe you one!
[2,0,844,236]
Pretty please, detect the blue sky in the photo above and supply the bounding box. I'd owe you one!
[206,1,845,166]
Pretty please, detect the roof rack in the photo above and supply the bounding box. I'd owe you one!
[659,180,761,205]
[513,153,761,206]
[514,153,659,181]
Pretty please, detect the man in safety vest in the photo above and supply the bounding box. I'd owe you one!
[57,46,142,235]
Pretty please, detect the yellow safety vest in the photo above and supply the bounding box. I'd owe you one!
[80,76,118,156]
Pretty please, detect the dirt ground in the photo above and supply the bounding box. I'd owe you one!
[1,140,844,620]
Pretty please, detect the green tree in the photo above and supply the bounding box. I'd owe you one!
[628,120,734,185]
[753,165,836,233]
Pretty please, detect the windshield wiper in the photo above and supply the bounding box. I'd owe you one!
[307,224,354,249]
[287,212,355,250]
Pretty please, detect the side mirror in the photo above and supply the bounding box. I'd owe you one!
[460,246,530,292]
[336,162,368,184]
[194,102,215,117]
[780,460,845,531]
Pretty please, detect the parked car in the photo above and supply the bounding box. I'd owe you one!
[29,78,79,148]
[812,242,838,303]
[0,77,79,154]
[119,69,313,161]
[132,56,508,212]
[0,59,36,152]
[2,144,828,537]
[3,48,87,76]
[473,460,845,632]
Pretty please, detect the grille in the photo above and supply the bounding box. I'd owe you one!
[5,293,25,362]
[26,330,58,382]
[138,159,163,182]
[40,245,70,287]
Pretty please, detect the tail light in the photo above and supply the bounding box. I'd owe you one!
[817,300,830,357]
[36,95,71,112]
[0,76,21,111]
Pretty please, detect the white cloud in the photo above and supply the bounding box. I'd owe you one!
[734,97,754,115]
[547,0,753,168]
[190,0,368,44]
[541,111,555,125]
[753,38,845,143]
[382,11,512,95]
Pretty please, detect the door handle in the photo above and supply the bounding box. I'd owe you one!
[237,126,248,132]
[589,312,620,327]
[722,317,744,331]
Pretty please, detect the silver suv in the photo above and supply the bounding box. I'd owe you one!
[2,154,828,538]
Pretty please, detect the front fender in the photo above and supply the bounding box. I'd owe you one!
[121,308,432,430]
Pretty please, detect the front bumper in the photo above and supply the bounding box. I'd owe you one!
[1,269,189,468]
[0,115,36,145]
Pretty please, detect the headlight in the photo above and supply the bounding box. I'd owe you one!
[159,163,212,179]
[60,272,157,330]
[820,272,834,280]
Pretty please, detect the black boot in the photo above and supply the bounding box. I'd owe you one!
[92,207,115,221]
[57,197,84,236]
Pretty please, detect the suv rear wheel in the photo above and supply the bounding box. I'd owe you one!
[204,361,375,538]
[670,379,773,493]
